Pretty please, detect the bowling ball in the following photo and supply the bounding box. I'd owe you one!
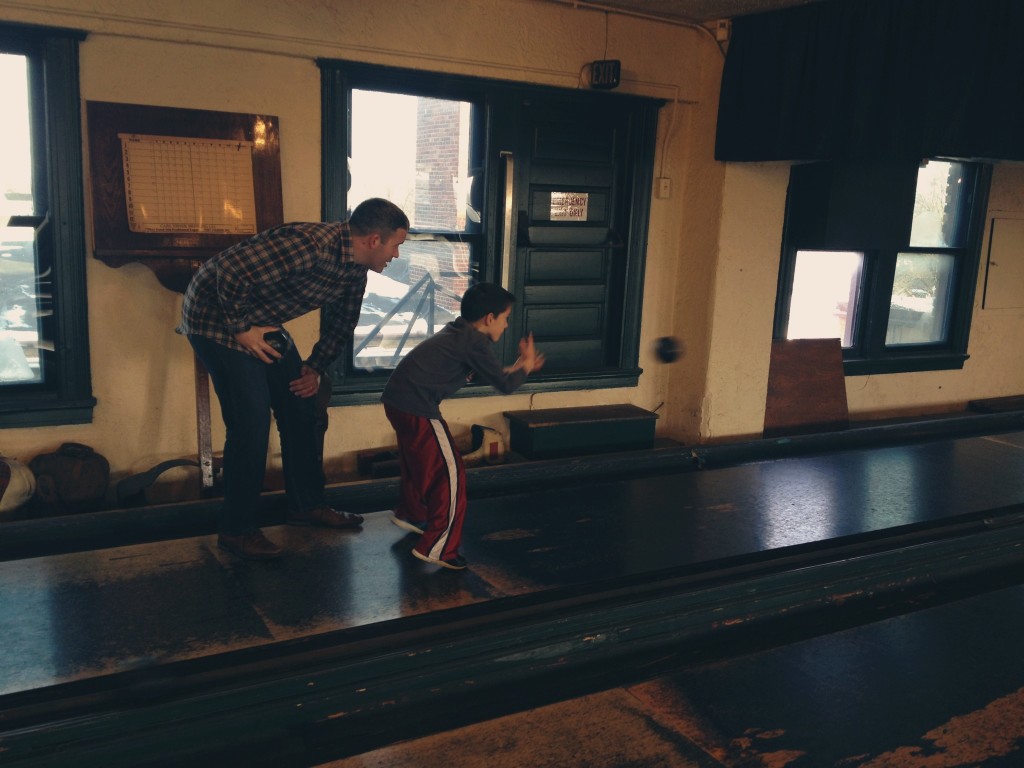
[655,336,683,364]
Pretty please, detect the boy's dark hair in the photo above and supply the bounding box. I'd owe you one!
[349,198,410,239]
[461,283,516,322]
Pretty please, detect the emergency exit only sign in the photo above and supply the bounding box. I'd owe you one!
[550,192,589,221]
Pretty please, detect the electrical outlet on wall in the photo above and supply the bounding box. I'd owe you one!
[656,177,672,199]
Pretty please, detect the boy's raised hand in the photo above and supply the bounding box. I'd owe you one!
[518,333,546,374]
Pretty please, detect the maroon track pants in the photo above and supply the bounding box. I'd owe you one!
[384,404,466,561]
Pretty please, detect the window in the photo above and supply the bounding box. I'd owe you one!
[347,89,481,372]
[775,159,991,375]
[0,23,92,426]
[786,250,863,347]
[0,52,40,384]
[320,60,659,402]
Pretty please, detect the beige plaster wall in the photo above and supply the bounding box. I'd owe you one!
[0,0,720,498]
[701,162,789,441]
[654,33,726,442]
[701,160,1024,438]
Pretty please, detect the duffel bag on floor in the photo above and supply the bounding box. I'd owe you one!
[29,442,110,515]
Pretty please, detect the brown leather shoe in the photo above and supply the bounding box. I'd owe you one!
[217,530,283,560]
[286,505,363,529]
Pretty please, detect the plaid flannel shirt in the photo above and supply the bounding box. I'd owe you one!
[176,221,368,374]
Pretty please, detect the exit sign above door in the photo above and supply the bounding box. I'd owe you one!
[590,60,621,90]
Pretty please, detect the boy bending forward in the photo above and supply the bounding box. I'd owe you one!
[381,283,545,570]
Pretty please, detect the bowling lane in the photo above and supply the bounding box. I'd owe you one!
[462,434,1024,592]
[3,433,1024,697]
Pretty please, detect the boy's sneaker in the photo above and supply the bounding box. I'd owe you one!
[411,548,468,570]
[391,514,426,535]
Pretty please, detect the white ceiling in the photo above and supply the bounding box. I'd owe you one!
[546,0,825,24]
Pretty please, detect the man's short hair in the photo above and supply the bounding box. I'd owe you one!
[349,198,410,239]
[460,283,516,322]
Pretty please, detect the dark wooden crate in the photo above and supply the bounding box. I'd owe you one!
[504,404,658,459]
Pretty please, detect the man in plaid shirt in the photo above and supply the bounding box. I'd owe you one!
[178,198,409,560]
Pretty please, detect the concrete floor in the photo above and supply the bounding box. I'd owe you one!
[325,582,1024,767]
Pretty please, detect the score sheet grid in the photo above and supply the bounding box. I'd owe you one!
[119,134,258,235]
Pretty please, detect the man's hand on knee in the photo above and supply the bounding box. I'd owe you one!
[289,364,320,398]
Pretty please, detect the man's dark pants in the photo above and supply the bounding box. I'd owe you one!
[188,335,325,535]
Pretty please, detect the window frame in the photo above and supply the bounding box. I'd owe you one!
[330,75,488,389]
[774,159,992,376]
[0,22,93,427]
[319,59,658,404]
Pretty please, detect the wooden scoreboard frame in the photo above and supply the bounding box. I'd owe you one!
[86,100,283,293]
